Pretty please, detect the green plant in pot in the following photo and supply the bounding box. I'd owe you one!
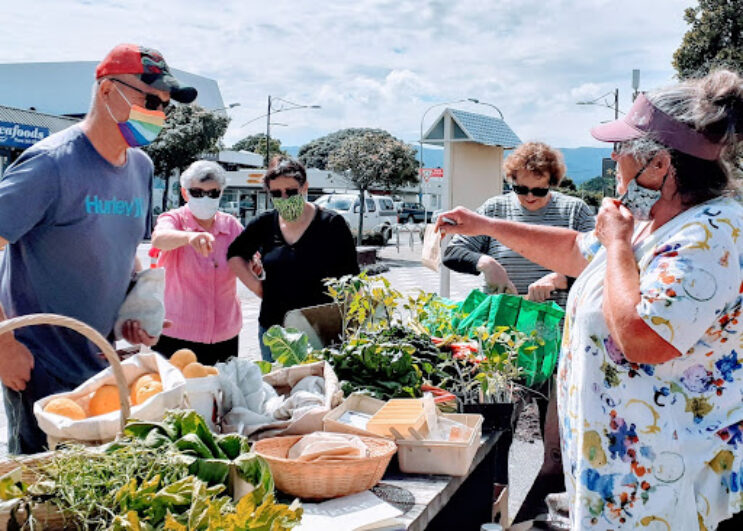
[457,326,539,432]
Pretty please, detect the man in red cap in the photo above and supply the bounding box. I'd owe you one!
[0,44,197,454]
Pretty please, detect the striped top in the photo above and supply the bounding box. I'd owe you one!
[442,191,595,307]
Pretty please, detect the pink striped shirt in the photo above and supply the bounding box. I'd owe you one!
[155,207,243,344]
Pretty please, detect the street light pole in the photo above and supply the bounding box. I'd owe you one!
[577,88,621,196]
[243,97,321,168]
[265,95,272,168]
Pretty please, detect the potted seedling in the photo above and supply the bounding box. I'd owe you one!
[451,326,536,433]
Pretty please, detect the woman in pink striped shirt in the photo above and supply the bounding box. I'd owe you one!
[151,161,245,364]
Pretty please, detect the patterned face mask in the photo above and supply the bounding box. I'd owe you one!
[618,160,667,221]
[105,84,166,147]
[273,193,305,222]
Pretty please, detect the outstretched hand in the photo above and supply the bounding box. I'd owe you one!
[188,232,216,257]
[434,207,490,237]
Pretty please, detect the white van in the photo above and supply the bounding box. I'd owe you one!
[315,193,397,243]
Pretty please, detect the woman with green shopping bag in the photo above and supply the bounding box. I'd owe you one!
[436,69,743,530]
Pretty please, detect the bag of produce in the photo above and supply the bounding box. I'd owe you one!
[34,351,186,446]
[421,224,442,271]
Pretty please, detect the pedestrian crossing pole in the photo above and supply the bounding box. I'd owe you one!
[439,114,454,297]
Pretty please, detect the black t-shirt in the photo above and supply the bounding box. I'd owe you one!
[227,207,359,327]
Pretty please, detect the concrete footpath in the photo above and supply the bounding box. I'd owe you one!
[0,239,543,520]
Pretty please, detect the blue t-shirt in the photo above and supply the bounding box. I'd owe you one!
[0,125,153,386]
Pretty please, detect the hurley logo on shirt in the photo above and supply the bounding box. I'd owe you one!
[85,195,145,218]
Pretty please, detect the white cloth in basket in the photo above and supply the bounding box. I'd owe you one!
[288,432,369,462]
[217,358,341,439]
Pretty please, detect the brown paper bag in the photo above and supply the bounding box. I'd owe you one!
[421,224,442,272]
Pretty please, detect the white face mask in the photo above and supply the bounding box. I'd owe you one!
[187,196,220,220]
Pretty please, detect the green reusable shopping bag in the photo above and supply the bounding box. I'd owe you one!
[455,293,521,337]
[514,298,565,386]
[427,290,565,386]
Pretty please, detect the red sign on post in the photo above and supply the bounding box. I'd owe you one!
[420,168,444,182]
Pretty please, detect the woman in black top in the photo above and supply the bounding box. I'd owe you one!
[227,157,359,361]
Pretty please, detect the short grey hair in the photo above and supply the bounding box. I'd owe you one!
[180,160,227,189]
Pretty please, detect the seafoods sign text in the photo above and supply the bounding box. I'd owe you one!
[0,121,49,148]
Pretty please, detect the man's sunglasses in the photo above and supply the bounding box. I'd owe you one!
[269,188,300,199]
[110,79,171,111]
[188,188,221,199]
[513,185,550,197]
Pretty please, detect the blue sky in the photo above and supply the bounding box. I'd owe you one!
[0,0,694,149]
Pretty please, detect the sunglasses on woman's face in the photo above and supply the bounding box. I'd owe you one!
[269,188,300,199]
[513,185,550,197]
[188,188,221,199]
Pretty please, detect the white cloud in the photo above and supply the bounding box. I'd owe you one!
[0,0,695,149]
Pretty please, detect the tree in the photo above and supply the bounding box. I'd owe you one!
[673,0,743,78]
[144,105,229,212]
[297,128,388,169]
[328,132,418,243]
[231,133,286,158]
[558,176,577,191]
[560,188,603,208]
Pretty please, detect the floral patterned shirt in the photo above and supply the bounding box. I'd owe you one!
[559,197,743,529]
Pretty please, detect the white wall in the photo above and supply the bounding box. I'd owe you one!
[0,62,225,115]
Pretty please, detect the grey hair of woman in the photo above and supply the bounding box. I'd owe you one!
[180,160,227,190]
[615,69,743,206]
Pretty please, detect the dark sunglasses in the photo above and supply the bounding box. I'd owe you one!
[188,188,221,199]
[110,78,171,111]
[513,185,550,197]
[269,188,300,199]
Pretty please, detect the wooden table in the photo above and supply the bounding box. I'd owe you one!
[377,428,511,531]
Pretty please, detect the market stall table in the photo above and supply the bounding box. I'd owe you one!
[377,427,512,530]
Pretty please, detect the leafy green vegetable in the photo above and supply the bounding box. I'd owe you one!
[262,326,313,367]
[255,360,273,375]
[233,453,274,498]
[317,326,453,401]
[0,468,25,500]
[175,433,215,460]
[187,458,230,486]
[217,433,250,461]
[114,475,301,531]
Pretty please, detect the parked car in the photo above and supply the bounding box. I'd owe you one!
[315,193,397,244]
[219,200,240,217]
[397,202,433,224]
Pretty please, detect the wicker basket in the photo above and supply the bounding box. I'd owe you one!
[0,313,131,529]
[0,313,131,433]
[252,435,397,499]
[0,453,67,529]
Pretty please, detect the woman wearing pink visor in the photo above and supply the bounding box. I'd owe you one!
[436,69,743,529]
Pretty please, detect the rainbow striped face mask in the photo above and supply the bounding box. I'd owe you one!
[106,84,166,147]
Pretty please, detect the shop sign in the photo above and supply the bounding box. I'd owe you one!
[419,168,444,182]
[0,121,49,148]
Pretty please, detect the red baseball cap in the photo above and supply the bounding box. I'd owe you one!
[96,44,197,104]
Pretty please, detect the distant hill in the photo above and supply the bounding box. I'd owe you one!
[559,147,613,184]
[283,145,612,185]
[283,146,300,157]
